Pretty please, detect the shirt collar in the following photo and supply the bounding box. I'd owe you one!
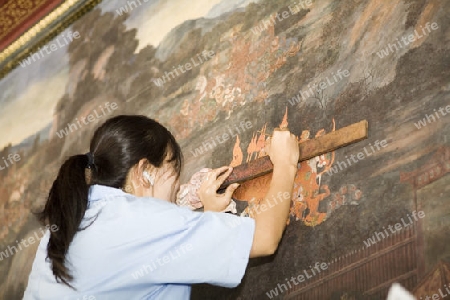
[88,184,128,202]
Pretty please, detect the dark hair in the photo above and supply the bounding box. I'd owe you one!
[38,115,182,288]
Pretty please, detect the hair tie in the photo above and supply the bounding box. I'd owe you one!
[85,152,95,169]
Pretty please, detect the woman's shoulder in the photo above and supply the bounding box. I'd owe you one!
[88,185,191,220]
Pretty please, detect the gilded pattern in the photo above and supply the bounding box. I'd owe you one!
[0,0,101,79]
[0,0,47,41]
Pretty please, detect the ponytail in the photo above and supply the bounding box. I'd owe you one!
[38,154,91,288]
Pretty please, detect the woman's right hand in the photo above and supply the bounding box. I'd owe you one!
[198,166,239,212]
[266,129,299,169]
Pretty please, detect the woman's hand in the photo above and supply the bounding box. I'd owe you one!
[198,166,240,212]
[266,128,299,171]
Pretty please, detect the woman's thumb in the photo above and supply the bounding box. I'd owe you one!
[224,183,240,199]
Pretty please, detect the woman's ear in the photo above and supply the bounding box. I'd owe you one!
[136,158,155,188]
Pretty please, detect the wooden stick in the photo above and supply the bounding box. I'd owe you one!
[219,120,368,190]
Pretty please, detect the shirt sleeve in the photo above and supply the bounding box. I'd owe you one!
[124,199,256,288]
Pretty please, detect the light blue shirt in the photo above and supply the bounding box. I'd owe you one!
[23,185,255,299]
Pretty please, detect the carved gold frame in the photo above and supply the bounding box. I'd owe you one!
[0,0,102,79]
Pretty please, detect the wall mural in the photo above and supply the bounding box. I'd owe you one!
[0,0,449,299]
[231,111,364,227]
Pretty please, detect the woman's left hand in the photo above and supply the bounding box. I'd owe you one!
[198,166,240,212]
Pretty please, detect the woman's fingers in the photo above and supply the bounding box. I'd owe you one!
[269,129,299,167]
[205,166,233,190]
[216,166,233,185]
[222,183,240,201]
[199,167,238,212]
[206,166,230,182]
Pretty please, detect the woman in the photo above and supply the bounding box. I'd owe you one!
[24,115,299,299]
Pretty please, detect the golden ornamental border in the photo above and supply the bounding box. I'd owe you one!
[0,0,103,80]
